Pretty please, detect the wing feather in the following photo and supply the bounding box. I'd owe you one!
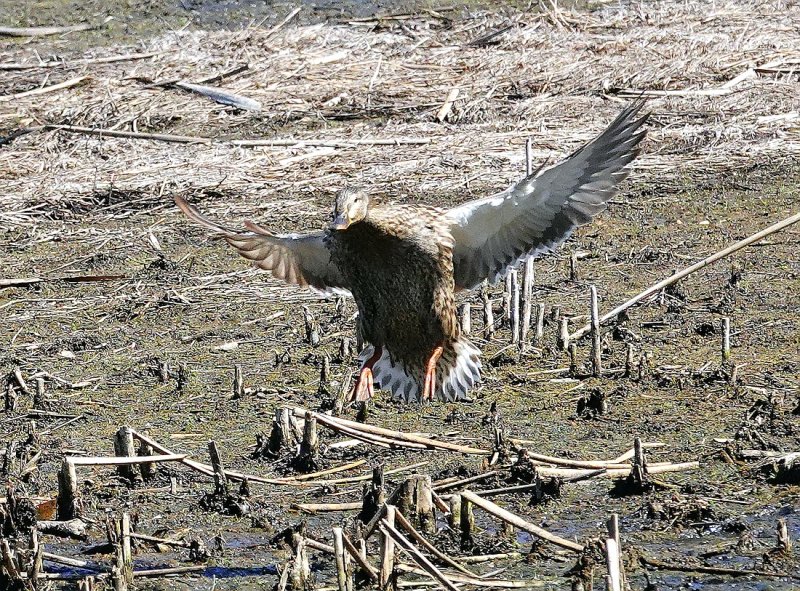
[174,196,349,294]
[448,101,648,290]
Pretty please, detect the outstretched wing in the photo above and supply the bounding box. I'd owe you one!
[175,196,349,293]
[447,101,648,290]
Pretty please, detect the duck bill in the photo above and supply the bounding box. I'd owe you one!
[330,214,351,230]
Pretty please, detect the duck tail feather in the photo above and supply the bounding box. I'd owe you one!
[359,339,481,403]
[436,337,482,402]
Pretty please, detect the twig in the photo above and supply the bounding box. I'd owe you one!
[615,68,757,97]
[436,88,460,122]
[43,124,430,147]
[292,408,488,454]
[459,553,522,564]
[381,518,459,591]
[396,565,533,588]
[0,77,89,102]
[173,81,261,112]
[0,274,126,288]
[640,554,800,581]
[0,51,160,70]
[293,502,361,513]
[265,7,302,38]
[0,23,97,36]
[460,491,583,551]
[434,470,499,491]
[68,454,185,465]
[342,533,379,580]
[570,210,800,340]
[393,510,478,578]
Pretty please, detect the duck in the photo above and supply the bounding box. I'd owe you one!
[175,101,648,403]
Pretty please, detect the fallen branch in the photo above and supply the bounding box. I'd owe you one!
[393,509,478,578]
[298,412,429,450]
[293,501,361,513]
[43,124,430,147]
[459,553,523,563]
[461,491,583,552]
[42,551,107,571]
[305,538,335,553]
[396,565,534,588]
[610,443,666,463]
[640,554,800,581]
[529,461,698,480]
[0,23,97,37]
[342,532,379,580]
[0,77,90,102]
[133,565,207,577]
[381,519,460,591]
[173,81,261,112]
[288,459,366,481]
[38,519,88,539]
[128,532,192,548]
[312,462,431,487]
[570,210,800,340]
[293,407,488,455]
[0,51,160,70]
[131,428,425,486]
[0,275,126,288]
[68,454,186,466]
[434,471,500,491]
[615,68,756,98]
[512,450,634,470]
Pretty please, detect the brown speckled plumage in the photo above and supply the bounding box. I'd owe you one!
[175,101,648,402]
[328,203,459,381]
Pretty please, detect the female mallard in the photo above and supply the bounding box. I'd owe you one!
[176,102,647,402]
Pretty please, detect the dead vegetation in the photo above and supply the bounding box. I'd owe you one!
[1,0,799,589]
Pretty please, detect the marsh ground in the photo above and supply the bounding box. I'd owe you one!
[1,0,799,589]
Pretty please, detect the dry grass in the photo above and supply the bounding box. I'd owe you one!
[1,0,799,233]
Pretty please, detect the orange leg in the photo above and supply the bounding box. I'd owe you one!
[421,343,444,401]
[351,346,383,402]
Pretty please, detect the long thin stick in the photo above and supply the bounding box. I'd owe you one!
[0,51,160,70]
[379,506,396,589]
[293,408,488,455]
[131,429,413,485]
[589,285,601,377]
[333,528,348,591]
[0,77,89,102]
[393,510,478,578]
[396,564,532,588]
[640,554,800,581]
[381,519,459,591]
[293,502,361,513]
[461,491,583,551]
[342,533,379,580]
[68,454,185,466]
[570,210,800,340]
[44,124,430,147]
[0,23,95,36]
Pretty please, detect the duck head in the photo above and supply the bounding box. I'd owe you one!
[330,188,370,231]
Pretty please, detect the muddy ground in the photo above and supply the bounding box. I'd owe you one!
[1,0,799,590]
